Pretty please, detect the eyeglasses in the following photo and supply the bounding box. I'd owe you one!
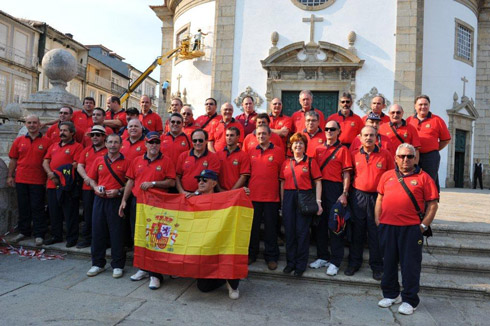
[340,100,351,104]
[305,119,318,123]
[182,112,192,116]
[192,138,205,143]
[205,102,215,106]
[272,103,282,105]
[90,133,104,137]
[397,154,415,160]
[170,120,182,124]
[147,140,161,145]
[390,111,402,115]
[59,112,70,115]
[197,177,209,183]
[325,127,338,132]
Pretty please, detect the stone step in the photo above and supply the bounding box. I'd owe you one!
[248,259,490,299]
[431,220,490,240]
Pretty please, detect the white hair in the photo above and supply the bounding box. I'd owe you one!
[396,143,416,155]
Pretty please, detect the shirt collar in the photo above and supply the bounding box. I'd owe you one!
[413,111,432,122]
[395,164,421,177]
[92,145,106,153]
[104,153,125,162]
[59,138,75,147]
[165,131,185,139]
[190,148,209,158]
[338,110,353,117]
[220,117,236,124]
[255,142,274,151]
[303,127,322,138]
[390,119,407,127]
[144,151,163,162]
[224,146,240,156]
[325,140,340,148]
[360,145,379,155]
[25,132,42,140]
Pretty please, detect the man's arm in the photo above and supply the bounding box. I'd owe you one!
[420,200,438,231]
[42,159,58,185]
[207,141,216,153]
[439,140,450,151]
[77,164,93,186]
[140,178,176,190]
[118,179,135,217]
[7,158,17,187]
[231,175,248,190]
[104,119,123,129]
[374,194,383,226]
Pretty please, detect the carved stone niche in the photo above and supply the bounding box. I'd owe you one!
[261,41,364,109]
[356,87,392,114]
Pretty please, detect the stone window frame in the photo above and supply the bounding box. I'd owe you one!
[290,0,335,11]
[454,18,474,67]
[174,22,191,66]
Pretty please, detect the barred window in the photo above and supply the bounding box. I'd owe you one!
[292,0,334,10]
[13,78,28,103]
[454,19,474,66]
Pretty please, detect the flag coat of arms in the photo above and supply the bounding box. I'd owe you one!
[133,189,253,279]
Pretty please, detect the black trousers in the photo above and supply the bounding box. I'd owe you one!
[91,196,126,269]
[47,189,79,243]
[15,183,46,238]
[321,181,344,267]
[81,190,95,242]
[249,201,280,262]
[196,279,239,292]
[348,188,383,272]
[379,224,423,307]
[419,151,440,192]
[473,172,483,189]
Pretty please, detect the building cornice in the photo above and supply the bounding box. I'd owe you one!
[454,0,479,17]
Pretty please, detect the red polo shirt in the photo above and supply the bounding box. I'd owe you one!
[9,133,52,185]
[248,143,285,202]
[210,119,245,151]
[291,108,325,134]
[218,147,251,190]
[82,126,113,148]
[351,146,395,192]
[361,112,390,125]
[195,113,222,135]
[105,109,127,133]
[236,111,258,136]
[327,111,363,145]
[350,134,396,157]
[314,141,352,182]
[46,123,85,144]
[78,146,108,190]
[126,152,176,198]
[243,131,284,153]
[160,132,191,163]
[280,156,321,190]
[88,154,129,194]
[176,149,220,192]
[406,112,451,154]
[378,120,421,151]
[120,136,146,161]
[139,110,163,133]
[304,128,326,157]
[378,168,439,226]
[72,110,94,132]
[183,122,199,140]
[269,113,293,148]
[44,140,83,189]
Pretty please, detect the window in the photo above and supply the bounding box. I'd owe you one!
[454,19,474,66]
[0,74,8,109]
[13,78,28,103]
[291,0,334,10]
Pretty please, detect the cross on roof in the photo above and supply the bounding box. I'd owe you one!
[461,76,468,97]
[302,14,323,44]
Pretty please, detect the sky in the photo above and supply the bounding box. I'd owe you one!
[3,0,163,80]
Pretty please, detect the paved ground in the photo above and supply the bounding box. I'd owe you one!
[0,253,488,326]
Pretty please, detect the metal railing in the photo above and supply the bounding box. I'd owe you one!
[0,42,37,69]
[87,72,111,90]
[111,82,126,96]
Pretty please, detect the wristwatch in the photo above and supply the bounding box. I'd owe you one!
[420,223,428,231]
[117,189,123,196]
[151,181,156,187]
[194,191,200,196]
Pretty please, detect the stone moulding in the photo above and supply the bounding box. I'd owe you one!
[233,86,264,109]
[356,87,392,114]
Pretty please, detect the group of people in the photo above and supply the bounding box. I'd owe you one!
[8,89,450,313]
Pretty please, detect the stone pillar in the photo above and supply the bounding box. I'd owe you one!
[210,0,237,104]
[393,0,424,113]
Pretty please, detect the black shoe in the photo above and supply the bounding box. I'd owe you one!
[66,241,77,248]
[344,266,359,276]
[283,266,294,274]
[294,270,304,277]
[248,257,256,265]
[76,240,91,249]
[373,271,383,281]
[44,238,62,245]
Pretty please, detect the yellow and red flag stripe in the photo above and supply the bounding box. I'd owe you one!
[133,189,254,279]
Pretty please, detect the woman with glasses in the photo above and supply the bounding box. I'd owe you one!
[280,132,322,277]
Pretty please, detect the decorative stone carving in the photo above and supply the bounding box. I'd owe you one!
[347,31,357,54]
[234,86,264,109]
[182,88,188,104]
[270,32,279,55]
[356,87,392,113]
[42,49,77,90]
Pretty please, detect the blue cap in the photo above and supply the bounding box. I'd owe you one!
[328,202,351,235]
[195,169,218,181]
[367,112,381,121]
[145,131,160,141]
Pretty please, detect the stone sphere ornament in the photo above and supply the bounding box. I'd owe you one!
[41,49,77,89]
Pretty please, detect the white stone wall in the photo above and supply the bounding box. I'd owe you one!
[422,0,478,187]
[172,1,216,114]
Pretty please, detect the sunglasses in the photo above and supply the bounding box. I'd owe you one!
[340,100,351,104]
[205,102,215,106]
[390,111,402,115]
[397,154,415,160]
[90,133,104,137]
[59,112,70,115]
[197,177,209,183]
[170,120,182,124]
[147,140,161,145]
[182,112,192,116]
[192,138,205,143]
[325,127,338,132]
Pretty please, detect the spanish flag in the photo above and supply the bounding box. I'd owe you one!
[133,189,254,279]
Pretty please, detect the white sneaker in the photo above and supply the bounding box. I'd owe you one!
[226,281,240,300]
[113,268,124,278]
[326,264,339,276]
[35,237,43,246]
[309,259,330,269]
[398,302,416,315]
[12,234,26,243]
[130,269,149,281]
[149,276,161,290]
[378,295,402,308]
[87,266,105,277]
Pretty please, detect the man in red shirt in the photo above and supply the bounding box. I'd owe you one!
[194,98,221,135]
[243,113,283,152]
[303,110,326,157]
[348,126,395,279]
[208,102,244,152]
[361,96,390,125]
[327,92,363,148]
[291,90,325,134]
[46,107,84,143]
[247,125,285,270]
[176,129,220,195]
[181,105,199,139]
[72,97,96,133]
[120,119,146,161]
[406,95,451,192]
[236,96,258,137]
[42,121,84,246]
[269,98,292,149]
[160,113,191,163]
[350,113,396,156]
[139,95,163,134]
[120,132,176,289]
[375,143,438,315]
[379,104,421,158]
[82,108,113,147]
[164,98,183,133]
[105,96,127,134]
[76,125,108,248]
[7,115,51,245]
[86,133,129,279]
[217,127,250,191]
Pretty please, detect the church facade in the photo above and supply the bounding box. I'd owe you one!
[151,0,489,188]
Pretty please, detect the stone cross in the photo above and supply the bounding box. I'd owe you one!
[176,74,182,97]
[461,76,468,97]
[302,14,323,44]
